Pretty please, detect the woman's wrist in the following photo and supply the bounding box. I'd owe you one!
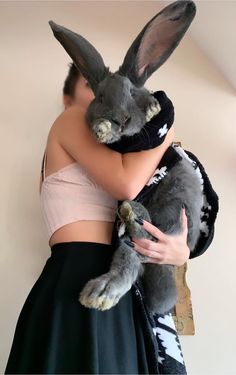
[164,125,175,146]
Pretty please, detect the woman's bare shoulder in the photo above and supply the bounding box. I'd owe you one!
[42,106,85,170]
[50,105,85,135]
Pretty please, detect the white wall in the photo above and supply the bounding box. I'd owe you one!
[1,1,235,374]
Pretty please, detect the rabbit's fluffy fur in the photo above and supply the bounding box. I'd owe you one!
[49,0,201,314]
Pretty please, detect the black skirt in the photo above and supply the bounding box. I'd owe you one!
[4,241,157,374]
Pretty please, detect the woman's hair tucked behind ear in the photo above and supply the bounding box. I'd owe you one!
[63,62,81,97]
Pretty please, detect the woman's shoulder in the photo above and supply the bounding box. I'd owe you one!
[54,105,85,124]
[46,104,91,167]
[44,107,83,168]
[49,105,86,140]
[50,103,98,155]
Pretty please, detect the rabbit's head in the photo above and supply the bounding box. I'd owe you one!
[49,0,196,143]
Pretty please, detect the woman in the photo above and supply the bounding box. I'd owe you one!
[4,62,190,374]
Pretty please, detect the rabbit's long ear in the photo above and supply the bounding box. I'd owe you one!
[118,0,196,87]
[48,20,110,93]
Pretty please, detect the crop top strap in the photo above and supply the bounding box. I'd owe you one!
[41,149,47,182]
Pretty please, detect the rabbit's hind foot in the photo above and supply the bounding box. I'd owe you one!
[79,273,129,311]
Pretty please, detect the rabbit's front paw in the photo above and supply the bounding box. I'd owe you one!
[118,201,151,239]
[118,201,141,237]
[79,273,129,311]
[145,98,161,122]
[119,201,136,221]
[94,119,113,143]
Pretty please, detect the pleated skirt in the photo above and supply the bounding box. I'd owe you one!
[4,241,153,374]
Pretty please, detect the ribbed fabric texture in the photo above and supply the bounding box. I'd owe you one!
[40,153,118,242]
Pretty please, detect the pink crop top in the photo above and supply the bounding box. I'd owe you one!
[39,149,118,242]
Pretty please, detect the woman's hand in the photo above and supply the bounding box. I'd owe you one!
[130,208,190,266]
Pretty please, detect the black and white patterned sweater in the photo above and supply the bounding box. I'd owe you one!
[106,90,219,374]
[108,90,219,260]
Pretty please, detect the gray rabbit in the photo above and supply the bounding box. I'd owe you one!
[49,0,202,315]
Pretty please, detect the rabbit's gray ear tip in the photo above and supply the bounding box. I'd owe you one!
[187,1,197,14]
[48,20,57,30]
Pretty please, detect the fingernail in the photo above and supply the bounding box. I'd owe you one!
[182,203,185,209]
[134,217,144,225]
[124,239,135,248]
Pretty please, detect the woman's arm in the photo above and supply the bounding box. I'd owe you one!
[55,105,174,200]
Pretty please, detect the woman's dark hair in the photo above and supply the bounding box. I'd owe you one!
[63,62,81,98]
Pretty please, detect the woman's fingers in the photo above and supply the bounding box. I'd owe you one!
[130,236,166,264]
[133,240,164,263]
[139,207,188,241]
[131,236,162,252]
[133,219,167,243]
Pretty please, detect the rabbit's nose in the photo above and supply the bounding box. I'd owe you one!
[124,115,131,124]
[121,115,131,132]
[111,114,131,130]
[111,118,121,127]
